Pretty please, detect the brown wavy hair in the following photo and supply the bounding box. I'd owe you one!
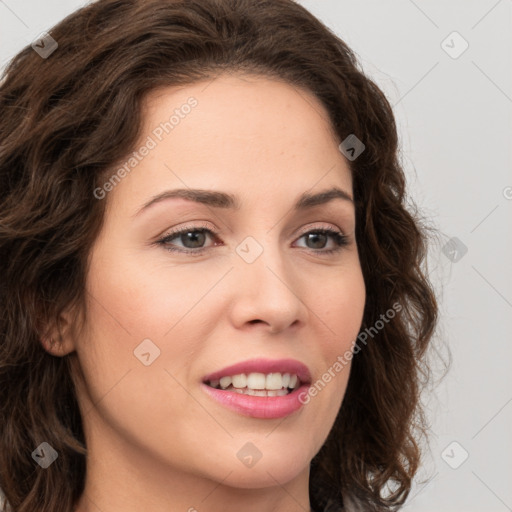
[0,0,438,510]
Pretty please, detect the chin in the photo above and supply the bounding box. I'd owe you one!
[206,442,313,489]
[224,461,309,489]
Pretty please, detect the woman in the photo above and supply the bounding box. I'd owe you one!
[0,0,438,511]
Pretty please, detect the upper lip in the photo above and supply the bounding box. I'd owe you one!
[202,358,312,384]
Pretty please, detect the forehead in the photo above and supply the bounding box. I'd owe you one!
[105,72,352,214]
[141,72,340,151]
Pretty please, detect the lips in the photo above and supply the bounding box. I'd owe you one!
[201,358,312,419]
[202,358,312,385]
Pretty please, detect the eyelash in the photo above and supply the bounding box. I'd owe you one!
[155,222,349,256]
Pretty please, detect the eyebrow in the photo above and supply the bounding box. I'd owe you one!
[134,186,353,217]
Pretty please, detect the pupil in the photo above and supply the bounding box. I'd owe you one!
[182,231,205,248]
[307,232,326,249]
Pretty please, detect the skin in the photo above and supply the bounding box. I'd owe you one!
[48,72,366,512]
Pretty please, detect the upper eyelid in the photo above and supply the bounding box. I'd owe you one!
[161,221,345,238]
[155,224,350,259]
[158,222,347,248]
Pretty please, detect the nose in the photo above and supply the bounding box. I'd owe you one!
[228,242,308,335]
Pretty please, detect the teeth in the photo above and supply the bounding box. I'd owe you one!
[266,373,283,390]
[217,386,293,397]
[209,372,301,392]
[247,372,266,389]
[219,376,232,389]
[232,374,247,388]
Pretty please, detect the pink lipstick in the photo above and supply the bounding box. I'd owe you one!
[201,358,311,419]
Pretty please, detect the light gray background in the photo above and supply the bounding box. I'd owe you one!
[1,1,511,511]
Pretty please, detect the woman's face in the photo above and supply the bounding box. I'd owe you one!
[70,73,365,491]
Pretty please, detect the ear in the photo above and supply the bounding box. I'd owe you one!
[39,307,78,357]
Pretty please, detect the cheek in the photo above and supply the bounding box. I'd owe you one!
[315,265,366,348]
[75,248,220,410]
[73,262,210,457]
[299,264,365,424]
[84,246,196,341]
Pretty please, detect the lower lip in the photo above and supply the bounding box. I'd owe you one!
[201,383,310,419]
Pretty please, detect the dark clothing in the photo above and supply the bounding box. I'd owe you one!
[309,477,345,512]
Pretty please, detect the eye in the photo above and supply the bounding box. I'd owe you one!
[155,224,349,255]
[293,228,349,254]
[156,223,218,255]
